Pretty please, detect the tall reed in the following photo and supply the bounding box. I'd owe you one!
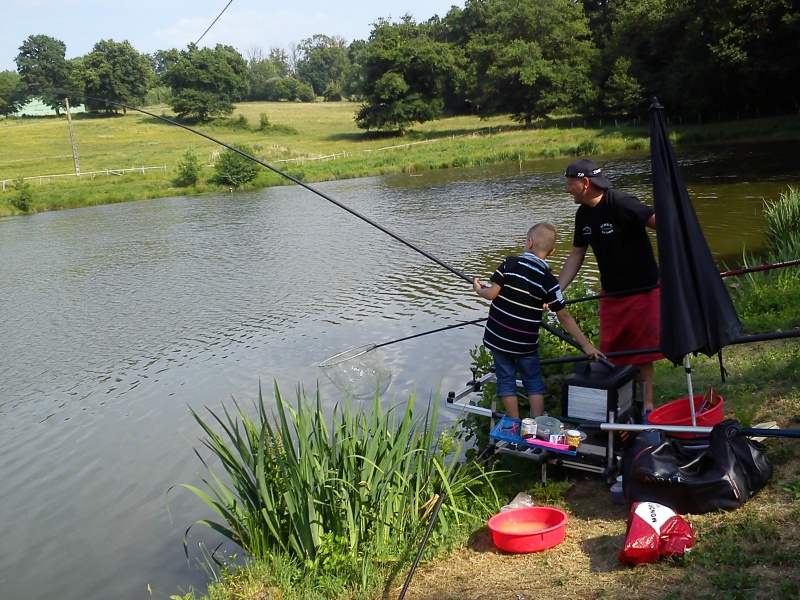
[178,381,499,580]
[763,186,800,266]
[733,185,800,331]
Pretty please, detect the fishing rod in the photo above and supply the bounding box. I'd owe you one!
[75,95,467,283]
[75,95,608,364]
[562,257,800,306]
[319,317,489,371]
[397,468,454,600]
[536,328,800,368]
[719,257,800,278]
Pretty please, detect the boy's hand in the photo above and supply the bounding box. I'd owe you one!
[582,344,606,361]
[474,277,492,291]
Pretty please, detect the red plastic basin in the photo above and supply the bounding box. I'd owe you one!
[487,506,568,553]
[647,394,724,438]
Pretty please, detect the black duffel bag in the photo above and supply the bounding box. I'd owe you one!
[620,419,773,514]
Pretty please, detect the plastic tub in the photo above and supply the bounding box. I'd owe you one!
[487,506,568,553]
[647,394,724,438]
[534,415,562,440]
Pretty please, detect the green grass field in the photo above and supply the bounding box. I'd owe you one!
[2,102,799,216]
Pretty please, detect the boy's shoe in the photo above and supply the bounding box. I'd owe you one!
[643,409,653,424]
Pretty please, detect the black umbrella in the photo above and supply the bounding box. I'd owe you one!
[649,98,743,424]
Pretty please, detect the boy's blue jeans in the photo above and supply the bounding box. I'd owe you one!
[491,349,546,397]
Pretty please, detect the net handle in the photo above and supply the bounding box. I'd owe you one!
[373,317,487,349]
[318,343,378,368]
[320,317,487,367]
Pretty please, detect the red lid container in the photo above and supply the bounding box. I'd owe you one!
[647,394,724,438]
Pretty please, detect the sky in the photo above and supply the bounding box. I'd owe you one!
[1,0,462,72]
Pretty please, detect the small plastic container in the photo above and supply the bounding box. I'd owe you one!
[535,415,562,440]
[521,418,538,439]
[610,482,624,505]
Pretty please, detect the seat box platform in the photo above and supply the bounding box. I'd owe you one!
[561,362,638,423]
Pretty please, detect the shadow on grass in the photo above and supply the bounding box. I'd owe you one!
[325,122,532,144]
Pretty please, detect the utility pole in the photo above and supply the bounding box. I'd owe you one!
[65,97,81,177]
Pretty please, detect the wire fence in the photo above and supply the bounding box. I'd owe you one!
[272,128,499,164]
[1,165,168,191]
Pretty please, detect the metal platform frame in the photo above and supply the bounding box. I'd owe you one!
[446,371,625,482]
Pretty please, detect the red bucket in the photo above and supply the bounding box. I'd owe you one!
[647,393,724,438]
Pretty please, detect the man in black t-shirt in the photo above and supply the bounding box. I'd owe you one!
[558,159,664,415]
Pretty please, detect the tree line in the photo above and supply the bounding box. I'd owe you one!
[1,0,797,134]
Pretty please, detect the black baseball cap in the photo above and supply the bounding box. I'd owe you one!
[565,158,611,189]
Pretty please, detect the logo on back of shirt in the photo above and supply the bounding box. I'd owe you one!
[601,222,614,234]
[582,226,591,236]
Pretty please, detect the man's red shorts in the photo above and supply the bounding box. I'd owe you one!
[599,287,664,365]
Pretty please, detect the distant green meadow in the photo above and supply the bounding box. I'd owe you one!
[2,102,799,216]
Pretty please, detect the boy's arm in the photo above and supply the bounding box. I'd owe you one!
[554,307,604,360]
[474,278,501,300]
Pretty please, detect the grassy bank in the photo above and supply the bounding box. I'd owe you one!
[2,103,800,216]
[173,189,800,600]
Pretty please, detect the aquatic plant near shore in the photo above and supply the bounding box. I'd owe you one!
[176,381,500,582]
[734,186,800,332]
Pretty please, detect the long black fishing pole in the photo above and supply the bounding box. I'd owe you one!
[78,95,471,284]
[79,95,610,364]
[397,478,450,600]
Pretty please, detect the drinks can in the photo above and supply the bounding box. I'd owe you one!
[521,418,538,439]
[566,429,581,450]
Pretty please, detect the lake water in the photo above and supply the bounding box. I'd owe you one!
[1,140,798,599]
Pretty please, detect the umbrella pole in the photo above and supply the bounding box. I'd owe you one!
[684,354,697,426]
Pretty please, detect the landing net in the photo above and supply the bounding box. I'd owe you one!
[319,344,392,399]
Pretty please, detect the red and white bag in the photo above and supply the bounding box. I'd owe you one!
[618,501,694,565]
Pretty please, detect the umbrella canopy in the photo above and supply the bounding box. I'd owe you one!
[649,98,743,366]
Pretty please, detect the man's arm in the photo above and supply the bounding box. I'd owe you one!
[557,246,588,291]
[646,214,656,229]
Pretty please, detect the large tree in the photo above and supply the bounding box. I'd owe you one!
[343,39,368,99]
[15,34,79,113]
[459,0,597,125]
[605,0,800,119]
[151,49,181,78]
[0,70,28,116]
[245,45,291,101]
[78,39,153,113]
[162,44,249,121]
[356,16,457,134]
[295,34,350,99]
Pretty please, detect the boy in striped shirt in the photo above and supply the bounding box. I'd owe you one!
[474,223,604,419]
